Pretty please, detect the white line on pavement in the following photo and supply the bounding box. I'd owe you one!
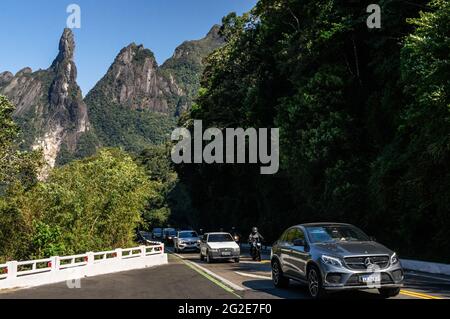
[406,271,450,283]
[169,250,246,291]
[235,271,272,280]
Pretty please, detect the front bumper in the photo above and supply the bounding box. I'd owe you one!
[209,250,240,259]
[320,262,404,291]
[177,243,200,251]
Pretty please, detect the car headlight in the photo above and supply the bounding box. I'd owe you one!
[321,255,343,267]
[210,248,219,252]
[391,253,399,265]
[234,248,240,252]
[179,240,185,244]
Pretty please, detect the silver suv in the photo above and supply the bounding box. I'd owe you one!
[271,223,404,299]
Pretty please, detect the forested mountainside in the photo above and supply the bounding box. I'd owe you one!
[84,26,224,153]
[178,0,450,262]
[0,26,224,164]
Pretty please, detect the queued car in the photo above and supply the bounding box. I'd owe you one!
[163,228,177,246]
[174,230,200,253]
[271,223,404,299]
[200,232,240,263]
[152,228,163,240]
[137,231,154,245]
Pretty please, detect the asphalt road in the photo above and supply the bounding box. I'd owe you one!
[0,247,448,299]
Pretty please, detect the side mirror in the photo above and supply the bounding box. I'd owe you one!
[293,239,306,247]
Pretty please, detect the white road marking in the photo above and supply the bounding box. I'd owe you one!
[406,271,450,283]
[169,249,246,291]
[235,271,272,280]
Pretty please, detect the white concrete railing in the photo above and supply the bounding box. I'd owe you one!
[0,243,167,290]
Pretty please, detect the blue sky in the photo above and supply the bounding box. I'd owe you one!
[0,0,257,95]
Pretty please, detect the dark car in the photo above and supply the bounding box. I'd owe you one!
[137,231,153,245]
[163,228,177,245]
[271,223,404,299]
[152,228,163,240]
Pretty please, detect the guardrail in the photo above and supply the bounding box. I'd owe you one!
[0,243,167,290]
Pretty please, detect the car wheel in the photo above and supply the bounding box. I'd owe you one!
[272,260,289,288]
[378,287,401,298]
[206,251,212,263]
[234,258,240,263]
[308,265,326,299]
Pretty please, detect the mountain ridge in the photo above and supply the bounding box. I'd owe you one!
[0,25,225,166]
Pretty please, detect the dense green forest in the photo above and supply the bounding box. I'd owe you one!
[177,0,450,262]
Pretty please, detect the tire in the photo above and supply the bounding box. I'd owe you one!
[378,287,401,298]
[206,251,213,263]
[272,260,289,288]
[234,258,240,263]
[307,265,326,299]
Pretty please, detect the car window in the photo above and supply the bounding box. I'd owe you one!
[179,231,198,238]
[207,234,234,242]
[306,225,370,243]
[284,228,304,245]
[279,230,289,242]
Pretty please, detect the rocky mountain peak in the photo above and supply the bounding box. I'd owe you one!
[87,43,177,113]
[116,43,157,68]
[51,28,75,69]
[206,24,222,40]
[0,28,94,171]
[16,67,33,76]
[0,71,14,87]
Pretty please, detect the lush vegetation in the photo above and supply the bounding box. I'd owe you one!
[1,95,179,263]
[86,96,176,154]
[0,147,153,262]
[177,0,450,262]
[136,145,195,229]
[160,25,225,110]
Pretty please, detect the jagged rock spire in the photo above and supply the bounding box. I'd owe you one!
[51,28,76,70]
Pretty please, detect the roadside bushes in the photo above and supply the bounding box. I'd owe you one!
[0,149,154,262]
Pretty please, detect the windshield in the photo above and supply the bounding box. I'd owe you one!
[208,234,234,243]
[306,225,370,243]
[139,232,152,240]
[179,231,198,238]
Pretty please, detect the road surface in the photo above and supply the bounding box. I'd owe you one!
[0,247,448,299]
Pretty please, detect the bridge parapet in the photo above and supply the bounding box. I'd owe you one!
[0,243,167,290]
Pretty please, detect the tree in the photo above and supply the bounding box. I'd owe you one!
[13,149,153,259]
[0,95,42,191]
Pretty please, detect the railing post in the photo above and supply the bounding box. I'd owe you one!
[6,261,17,280]
[140,245,146,257]
[52,256,60,272]
[115,248,122,259]
[87,252,94,266]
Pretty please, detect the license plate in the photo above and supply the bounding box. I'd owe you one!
[359,273,381,283]
[221,252,231,256]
